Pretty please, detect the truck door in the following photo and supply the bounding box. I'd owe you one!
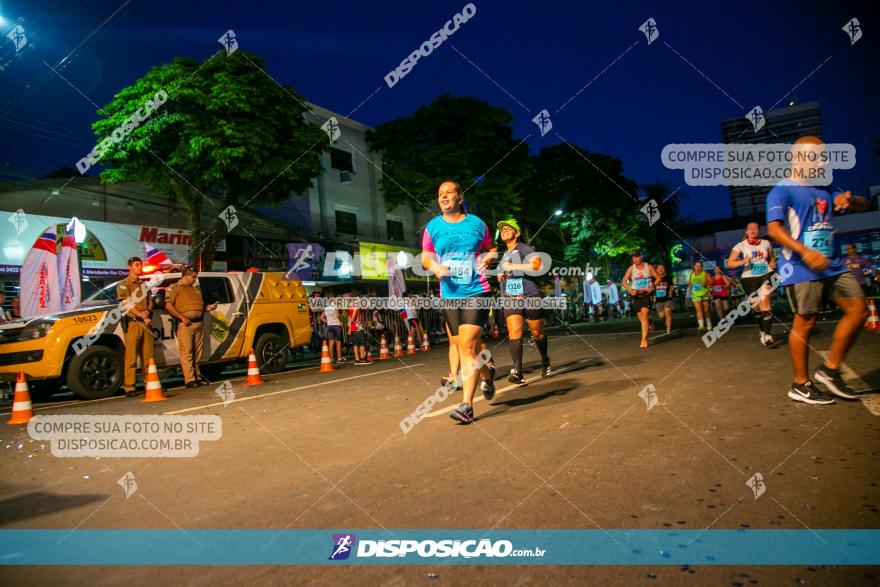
[196,276,244,361]
[147,276,181,367]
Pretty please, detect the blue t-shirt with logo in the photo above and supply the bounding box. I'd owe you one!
[422,214,493,299]
[766,179,845,285]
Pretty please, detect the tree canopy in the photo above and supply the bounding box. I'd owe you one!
[92,50,327,265]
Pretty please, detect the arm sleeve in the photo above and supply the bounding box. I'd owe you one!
[421,227,436,254]
[766,185,787,224]
[479,223,493,250]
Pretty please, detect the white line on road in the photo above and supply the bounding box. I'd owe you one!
[163,363,425,415]
[817,351,876,416]
[423,358,598,419]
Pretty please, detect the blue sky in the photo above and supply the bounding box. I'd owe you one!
[1,0,877,221]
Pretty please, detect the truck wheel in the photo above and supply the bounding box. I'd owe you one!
[67,345,124,399]
[253,332,288,374]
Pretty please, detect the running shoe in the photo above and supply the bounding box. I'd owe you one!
[541,362,552,379]
[813,366,860,400]
[787,381,836,405]
[665,328,671,335]
[697,325,705,332]
[449,403,474,424]
[440,375,463,391]
[508,369,524,384]
[480,365,497,401]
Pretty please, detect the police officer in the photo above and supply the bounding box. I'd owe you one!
[165,266,218,388]
[117,257,155,398]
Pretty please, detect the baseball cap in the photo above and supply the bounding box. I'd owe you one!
[497,218,521,233]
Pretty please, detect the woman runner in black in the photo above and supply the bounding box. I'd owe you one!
[496,219,551,383]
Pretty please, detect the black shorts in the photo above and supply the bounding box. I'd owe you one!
[350,331,367,347]
[742,273,775,295]
[325,325,342,341]
[443,295,490,337]
[712,294,729,300]
[504,296,544,321]
[633,295,653,312]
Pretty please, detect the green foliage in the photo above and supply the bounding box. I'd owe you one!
[92,51,328,263]
[365,94,529,225]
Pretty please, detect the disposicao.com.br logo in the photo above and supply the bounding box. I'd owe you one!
[327,533,545,560]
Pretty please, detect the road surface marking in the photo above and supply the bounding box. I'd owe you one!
[163,363,425,414]
[0,394,125,416]
[423,358,597,418]
[817,351,876,416]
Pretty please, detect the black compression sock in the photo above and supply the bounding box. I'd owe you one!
[509,338,523,373]
[761,312,773,336]
[535,335,549,364]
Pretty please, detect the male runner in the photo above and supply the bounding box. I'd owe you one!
[766,136,869,404]
[728,222,777,346]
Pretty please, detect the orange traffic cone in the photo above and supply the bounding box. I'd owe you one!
[393,335,404,357]
[319,341,335,372]
[866,299,880,332]
[379,334,391,360]
[7,372,34,425]
[406,332,417,355]
[422,332,431,352]
[141,359,168,402]
[491,323,500,339]
[244,349,265,385]
[366,347,374,363]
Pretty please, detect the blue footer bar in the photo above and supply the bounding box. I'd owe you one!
[1,530,879,565]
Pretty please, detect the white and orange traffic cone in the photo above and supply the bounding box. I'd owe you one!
[244,349,265,385]
[406,332,417,355]
[142,359,168,402]
[866,299,880,332]
[7,372,34,425]
[422,332,431,352]
[393,335,404,357]
[379,334,391,360]
[366,347,374,363]
[319,341,335,373]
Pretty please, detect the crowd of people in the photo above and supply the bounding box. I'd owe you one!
[410,136,875,424]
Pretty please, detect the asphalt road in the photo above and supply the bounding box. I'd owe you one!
[1,315,879,585]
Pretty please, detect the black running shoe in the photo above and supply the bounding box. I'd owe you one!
[541,362,552,379]
[813,366,859,400]
[508,369,524,384]
[787,381,835,405]
[125,389,141,398]
[480,365,496,401]
[449,403,474,424]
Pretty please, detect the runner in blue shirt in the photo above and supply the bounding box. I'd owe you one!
[766,136,869,405]
[422,180,498,424]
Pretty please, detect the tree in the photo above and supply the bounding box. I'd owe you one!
[92,51,328,265]
[520,144,642,268]
[365,94,529,225]
[639,182,688,269]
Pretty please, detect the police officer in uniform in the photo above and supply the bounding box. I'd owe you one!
[117,257,155,398]
[165,266,218,388]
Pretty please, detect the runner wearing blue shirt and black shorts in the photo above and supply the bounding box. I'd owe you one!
[422,181,498,424]
[766,136,869,405]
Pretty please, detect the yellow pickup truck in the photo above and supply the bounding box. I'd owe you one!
[0,270,311,399]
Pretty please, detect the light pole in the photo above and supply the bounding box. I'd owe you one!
[529,209,562,244]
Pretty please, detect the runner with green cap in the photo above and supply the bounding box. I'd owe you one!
[497,218,551,383]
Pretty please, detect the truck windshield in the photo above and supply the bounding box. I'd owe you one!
[82,282,121,305]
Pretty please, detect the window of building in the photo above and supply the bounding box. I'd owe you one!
[387,219,404,241]
[335,210,358,237]
[330,148,354,172]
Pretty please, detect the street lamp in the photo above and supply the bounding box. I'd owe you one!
[530,208,563,243]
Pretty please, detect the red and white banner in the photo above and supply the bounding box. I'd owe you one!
[20,226,61,318]
[145,243,173,267]
[58,223,81,311]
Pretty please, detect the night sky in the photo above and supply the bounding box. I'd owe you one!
[1,0,877,221]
